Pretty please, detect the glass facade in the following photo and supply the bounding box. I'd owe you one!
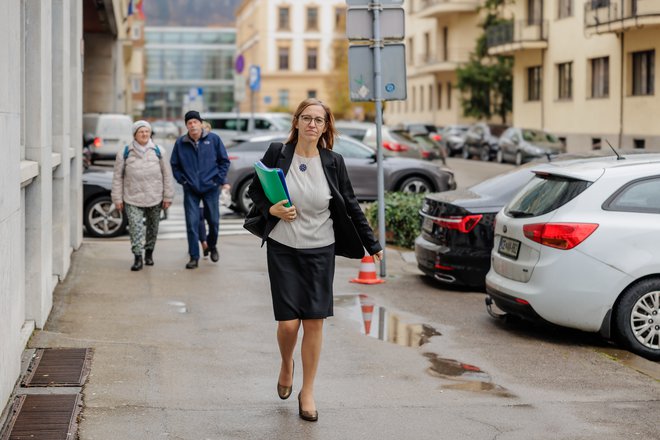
[144,27,236,119]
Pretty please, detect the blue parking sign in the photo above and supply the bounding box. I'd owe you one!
[249,65,261,91]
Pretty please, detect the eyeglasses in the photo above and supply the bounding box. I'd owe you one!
[299,115,326,126]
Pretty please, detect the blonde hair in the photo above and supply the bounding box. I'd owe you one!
[285,98,336,150]
[202,121,212,131]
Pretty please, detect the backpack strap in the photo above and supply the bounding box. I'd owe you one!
[154,145,162,159]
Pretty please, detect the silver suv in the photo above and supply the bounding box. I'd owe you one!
[202,112,292,141]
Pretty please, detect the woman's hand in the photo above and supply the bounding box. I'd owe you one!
[372,250,384,262]
[269,200,297,222]
[114,201,124,211]
[162,201,171,210]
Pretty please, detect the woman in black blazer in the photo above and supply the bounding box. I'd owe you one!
[247,98,383,422]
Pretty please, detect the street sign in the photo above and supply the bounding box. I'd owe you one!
[235,54,245,74]
[346,0,403,5]
[248,65,261,91]
[234,74,246,102]
[348,44,407,101]
[346,7,404,40]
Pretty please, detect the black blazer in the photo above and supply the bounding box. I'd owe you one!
[247,142,382,259]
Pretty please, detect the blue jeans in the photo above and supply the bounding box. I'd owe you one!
[183,187,220,259]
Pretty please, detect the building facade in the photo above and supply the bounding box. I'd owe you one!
[487,0,660,151]
[143,27,237,119]
[235,0,347,113]
[384,0,483,126]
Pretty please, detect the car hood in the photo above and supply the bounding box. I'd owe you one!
[82,169,114,188]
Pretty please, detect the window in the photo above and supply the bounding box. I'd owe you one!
[307,7,319,31]
[590,57,609,98]
[420,86,425,111]
[592,137,601,150]
[632,50,655,96]
[527,66,542,101]
[423,32,430,63]
[528,0,543,25]
[443,27,448,61]
[408,37,414,64]
[278,7,290,30]
[412,87,416,112]
[437,82,442,109]
[558,0,572,18]
[634,138,646,149]
[428,84,433,110]
[591,0,610,8]
[131,23,142,40]
[131,77,142,93]
[278,47,289,70]
[335,7,346,30]
[307,47,318,70]
[278,89,289,108]
[307,90,317,99]
[447,82,452,109]
[558,62,573,99]
[605,177,660,214]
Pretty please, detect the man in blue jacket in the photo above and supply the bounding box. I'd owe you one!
[171,110,231,269]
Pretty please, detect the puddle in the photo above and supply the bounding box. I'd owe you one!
[166,300,188,314]
[334,293,514,397]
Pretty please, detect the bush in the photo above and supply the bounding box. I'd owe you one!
[364,192,426,249]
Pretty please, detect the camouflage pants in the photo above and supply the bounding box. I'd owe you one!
[125,203,162,255]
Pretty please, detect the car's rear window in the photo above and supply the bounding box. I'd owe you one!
[504,175,591,218]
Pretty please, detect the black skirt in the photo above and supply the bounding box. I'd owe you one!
[266,238,335,321]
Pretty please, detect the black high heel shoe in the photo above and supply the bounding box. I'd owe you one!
[298,393,318,422]
[277,360,294,400]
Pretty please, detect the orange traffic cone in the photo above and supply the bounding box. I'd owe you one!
[350,256,385,285]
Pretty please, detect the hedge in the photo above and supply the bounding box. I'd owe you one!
[364,192,426,249]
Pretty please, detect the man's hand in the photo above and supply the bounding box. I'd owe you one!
[269,200,297,222]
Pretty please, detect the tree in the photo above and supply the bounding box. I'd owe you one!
[456,0,513,123]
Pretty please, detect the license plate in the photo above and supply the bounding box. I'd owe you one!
[422,216,434,233]
[498,236,520,260]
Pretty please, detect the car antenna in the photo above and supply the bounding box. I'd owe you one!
[605,139,625,160]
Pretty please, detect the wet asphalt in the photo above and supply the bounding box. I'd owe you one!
[26,157,660,439]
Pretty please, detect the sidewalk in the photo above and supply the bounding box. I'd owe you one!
[22,235,483,440]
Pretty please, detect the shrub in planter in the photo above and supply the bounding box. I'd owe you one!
[364,192,426,249]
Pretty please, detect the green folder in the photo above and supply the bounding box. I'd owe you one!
[254,161,292,207]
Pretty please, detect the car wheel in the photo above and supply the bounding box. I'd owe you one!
[398,176,434,194]
[479,146,490,162]
[614,278,660,361]
[515,151,523,166]
[496,150,504,163]
[84,196,127,238]
[236,179,254,214]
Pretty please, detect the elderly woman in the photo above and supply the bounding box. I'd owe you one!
[247,99,383,422]
[111,120,175,271]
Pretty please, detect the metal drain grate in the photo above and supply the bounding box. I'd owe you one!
[22,348,93,387]
[0,394,81,440]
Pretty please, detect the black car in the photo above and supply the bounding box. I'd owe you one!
[415,166,538,288]
[83,168,128,238]
[463,123,509,162]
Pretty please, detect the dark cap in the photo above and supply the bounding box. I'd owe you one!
[184,110,203,124]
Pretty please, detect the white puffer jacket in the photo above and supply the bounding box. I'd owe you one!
[111,140,175,208]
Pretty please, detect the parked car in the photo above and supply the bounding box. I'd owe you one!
[486,155,660,360]
[82,113,133,162]
[83,168,127,238]
[415,165,542,288]
[439,125,469,157]
[225,133,456,213]
[202,112,292,141]
[497,127,564,165]
[151,120,180,140]
[392,124,447,161]
[463,123,509,161]
[335,121,425,160]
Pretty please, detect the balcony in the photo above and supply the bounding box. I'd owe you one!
[412,55,460,76]
[584,0,660,35]
[486,20,548,56]
[413,0,480,19]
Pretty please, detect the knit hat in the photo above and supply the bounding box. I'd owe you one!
[184,110,203,124]
[132,120,152,136]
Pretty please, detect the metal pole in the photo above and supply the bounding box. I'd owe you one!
[372,2,387,277]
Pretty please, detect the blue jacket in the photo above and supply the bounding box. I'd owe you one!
[170,130,231,194]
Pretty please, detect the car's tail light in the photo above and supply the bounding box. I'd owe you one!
[434,214,483,233]
[421,150,431,159]
[432,134,442,142]
[523,223,598,250]
[93,137,103,148]
[383,141,409,152]
[228,155,239,160]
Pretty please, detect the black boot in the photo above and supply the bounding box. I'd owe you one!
[185,258,198,269]
[131,255,143,271]
[144,250,154,266]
